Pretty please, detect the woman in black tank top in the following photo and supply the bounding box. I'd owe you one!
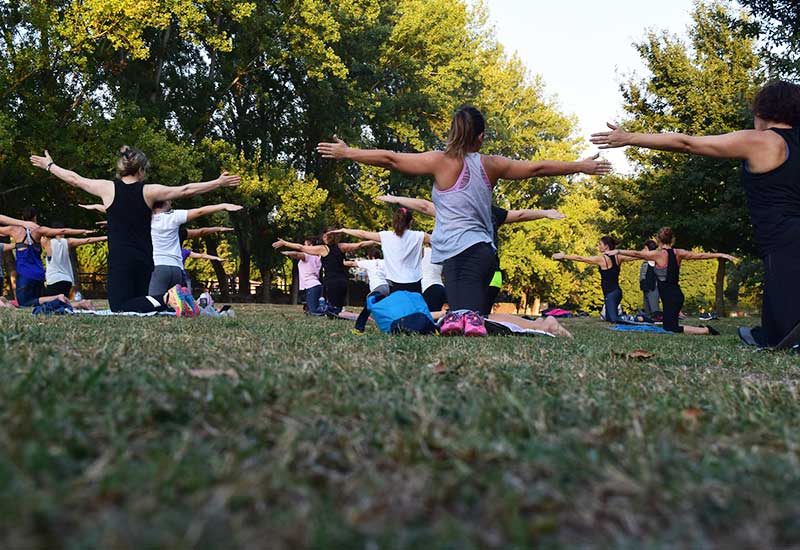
[591,81,800,346]
[553,236,632,322]
[273,229,377,314]
[30,146,240,312]
[612,227,737,335]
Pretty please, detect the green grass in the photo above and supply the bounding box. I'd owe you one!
[1,305,799,548]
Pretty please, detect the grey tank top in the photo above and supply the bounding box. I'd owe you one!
[430,153,495,263]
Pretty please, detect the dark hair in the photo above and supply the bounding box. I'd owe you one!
[116,145,150,179]
[21,206,38,221]
[752,81,800,126]
[656,227,674,245]
[644,239,658,251]
[392,207,413,236]
[366,247,382,260]
[599,236,617,250]
[50,221,65,229]
[304,235,322,246]
[152,200,168,211]
[445,106,486,157]
[179,225,188,243]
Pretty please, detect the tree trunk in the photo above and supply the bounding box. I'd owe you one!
[532,296,542,316]
[204,237,229,301]
[291,260,299,305]
[714,259,726,318]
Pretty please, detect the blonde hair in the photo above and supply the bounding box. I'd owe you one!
[445,106,486,158]
[116,146,150,179]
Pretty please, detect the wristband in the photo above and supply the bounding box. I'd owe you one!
[47,162,54,172]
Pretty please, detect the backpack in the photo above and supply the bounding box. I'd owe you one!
[640,264,657,292]
[366,291,437,335]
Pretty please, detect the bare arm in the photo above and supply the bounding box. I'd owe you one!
[590,123,786,172]
[143,172,241,207]
[505,209,566,223]
[607,249,662,261]
[678,250,738,262]
[186,203,243,222]
[36,227,96,238]
[189,252,226,262]
[67,236,108,247]
[0,215,38,230]
[187,227,234,238]
[339,239,381,253]
[486,154,612,181]
[79,204,107,213]
[30,151,114,203]
[329,228,382,242]
[317,136,443,177]
[343,260,358,267]
[272,239,329,256]
[552,252,605,266]
[282,251,306,261]
[376,195,436,217]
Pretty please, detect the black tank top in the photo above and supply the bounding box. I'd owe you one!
[106,179,153,266]
[741,127,800,256]
[656,248,680,287]
[321,244,346,280]
[598,254,620,294]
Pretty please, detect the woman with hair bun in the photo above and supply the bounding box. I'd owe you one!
[609,227,737,335]
[552,236,632,323]
[592,80,800,346]
[30,146,241,312]
[318,105,611,336]
[326,207,430,294]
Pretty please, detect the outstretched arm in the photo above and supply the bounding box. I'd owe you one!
[30,151,114,203]
[186,203,243,222]
[552,252,604,266]
[486,154,612,181]
[272,239,328,256]
[189,252,226,262]
[187,227,234,238]
[79,204,107,213]
[0,215,38,230]
[317,136,443,177]
[607,249,662,261]
[678,250,738,262]
[282,251,306,261]
[376,195,436,218]
[339,239,381,253]
[505,209,566,223]
[67,236,108,247]
[328,228,382,243]
[143,172,241,207]
[37,227,97,238]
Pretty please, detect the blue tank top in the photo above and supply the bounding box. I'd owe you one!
[15,228,45,281]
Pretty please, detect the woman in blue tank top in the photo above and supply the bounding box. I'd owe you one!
[317,107,611,335]
[592,81,800,347]
[30,147,241,312]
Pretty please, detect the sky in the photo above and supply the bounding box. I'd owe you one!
[485,0,697,171]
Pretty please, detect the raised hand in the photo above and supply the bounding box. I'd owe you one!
[223,204,244,212]
[590,123,630,150]
[721,254,739,263]
[605,248,620,256]
[216,172,241,188]
[580,153,613,175]
[545,209,566,220]
[375,194,396,203]
[324,228,344,236]
[30,150,53,171]
[552,252,566,260]
[316,135,349,159]
[272,239,288,249]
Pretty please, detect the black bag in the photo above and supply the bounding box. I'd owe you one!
[640,264,657,292]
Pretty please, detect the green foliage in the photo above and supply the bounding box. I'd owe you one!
[738,0,800,78]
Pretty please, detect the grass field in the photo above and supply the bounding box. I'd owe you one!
[1,305,799,548]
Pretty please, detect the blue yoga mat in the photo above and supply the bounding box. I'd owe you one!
[611,324,671,334]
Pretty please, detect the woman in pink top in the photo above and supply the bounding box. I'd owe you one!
[282,236,324,315]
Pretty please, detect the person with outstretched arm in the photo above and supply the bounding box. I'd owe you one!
[318,105,610,336]
[591,80,800,347]
[31,146,240,313]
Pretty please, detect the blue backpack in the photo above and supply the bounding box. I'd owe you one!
[366,291,437,335]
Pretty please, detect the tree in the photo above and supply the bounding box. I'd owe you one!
[738,0,800,78]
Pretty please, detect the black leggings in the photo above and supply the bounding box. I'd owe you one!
[119,295,168,313]
[659,283,685,333]
[423,284,447,312]
[43,280,72,297]
[754,251,800,346]
[108,259,153,312]
[388,280,422,294]
[324,277,348,310]
[442,242,496,315]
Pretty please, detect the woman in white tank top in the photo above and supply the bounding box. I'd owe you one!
[318,106,611,335]
[41,227,108,298]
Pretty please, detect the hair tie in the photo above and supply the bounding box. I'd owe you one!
[400,207,407,215]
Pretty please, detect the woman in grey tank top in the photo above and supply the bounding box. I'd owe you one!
[317,106,611,334]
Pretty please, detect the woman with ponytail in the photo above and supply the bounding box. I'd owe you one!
[318,106,611,336]
[326,207,430,294]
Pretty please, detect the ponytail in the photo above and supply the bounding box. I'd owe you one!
[392,207,413,236]
[445,106,486,158]
[656,227,674,246]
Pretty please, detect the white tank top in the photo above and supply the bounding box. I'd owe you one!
[46,238,74,285]
[421,247,443,291]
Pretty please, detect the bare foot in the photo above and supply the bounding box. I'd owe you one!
[544,317,573,339]
[72,299,95,311]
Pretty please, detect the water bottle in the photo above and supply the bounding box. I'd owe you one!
[318,297,326,313]
[74,290,83,301]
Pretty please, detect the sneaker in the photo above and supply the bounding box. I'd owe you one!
[165,285,191,317]
[439,312,464,336]
[463,311,487,337]
[181,286,199,316]
[699,312,719,321]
